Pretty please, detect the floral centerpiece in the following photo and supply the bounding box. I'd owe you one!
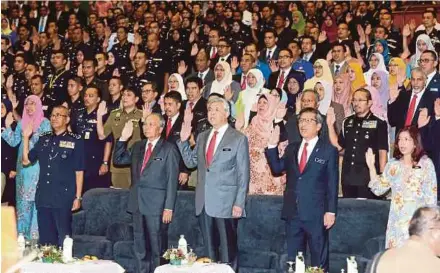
[37,245,64,264]
[306,266,325,273]
[162,248,186,265]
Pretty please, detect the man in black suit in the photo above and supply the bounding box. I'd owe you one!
[267,48,304,90]
[205,29,220,63]
[141,82,162,114]
[49,1,68,35]
[36,5,49,33]
[388,68,438,136]
[209,38,235,69]
[185,50,215,85]
[114,113,180,273]
[259,29,281,63]
[301,36,318,65]
[70,0,87,26]
[420,50,440,93]
[182,77,207,138]
[232,54,255,90]
[163,91,190,188]
[266,108,339,272]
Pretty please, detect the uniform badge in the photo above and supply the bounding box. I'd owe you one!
[116,112,121,118]
[59,140,75,149]
[362,120,377,128]
[84,132,90,140]
[87,119,97,124]
[61,153,67,159]
[42,105,48,110]
[346,119,354,127]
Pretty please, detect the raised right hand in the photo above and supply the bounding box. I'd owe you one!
[268,125,280,146]
[183,106,193,124]
[120,121,134,141]
[180,121,192,142]
[326,107,336,126]
[365,148,375,170]
[417,108,430,128]
[402,24,411,38]
[6,74,14,90]
[389,85,400,102]
[97,101,108,117]
[5,112,14,128]
[22,121,33,138]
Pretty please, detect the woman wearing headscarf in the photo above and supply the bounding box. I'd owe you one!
[364,53,388,86]
[167,73,187,100]
[1,98,18,206]
[1,17,17,45]
[235,69,270,128]
[372,39,391,66]
[315,81,345,134]
[321,14,338,43]
[347,61,367,94]
[203,61,241,102]
[168,29,191,75]
[1,95,51,240]
[304,59,333,90]
[370,70,390,122]
[243,94,285,195]
[332,74,353,117]
[408,34,435,69]
[285,72,306,114]
[291,11,306,37]
[389,57,410,90]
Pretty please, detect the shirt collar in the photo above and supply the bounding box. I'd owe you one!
[169,113,179,124]
[146,136,160,150]
[211,123,229,135]
[427,70,436,82]
[302,135,319,147]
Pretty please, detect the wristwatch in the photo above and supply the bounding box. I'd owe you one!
[102,161,108,165]
[75,196,83,201]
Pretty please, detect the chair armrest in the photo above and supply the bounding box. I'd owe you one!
[362,236,386,259]
[72,210,86,235]
[106,222,134,243]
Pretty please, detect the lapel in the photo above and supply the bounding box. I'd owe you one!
[201,130,210,166]
[205,125,232,166]
[300,138,323,174]
[140,138,164,175]
[292,143,300,172]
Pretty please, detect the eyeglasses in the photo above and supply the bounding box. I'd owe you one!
[50,113,68,118]
[217,45,229,48]
[301,99,315,103]
[278,55,291,60]
[298,118,317,124]
[418,58,434,64]
[352,99,368,103]
[142,90,154,94]
[313,65,323,69]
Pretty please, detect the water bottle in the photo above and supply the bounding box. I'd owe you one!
[295,251,305,273]
[62,235,73,262]
[178,235,188,255]
[347,256,358,273]
[17,233,26,257]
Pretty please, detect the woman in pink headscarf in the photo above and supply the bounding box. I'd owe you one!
[243,94,286,195]
[332,74,353,117]
[1,95,51,240]
[321,15,338,43]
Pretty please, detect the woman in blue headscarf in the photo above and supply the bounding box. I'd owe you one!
[285,72,306,115]
[373,39,391,66]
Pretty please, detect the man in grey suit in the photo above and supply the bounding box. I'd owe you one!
[113,113,180,273]
[177,96,250,271]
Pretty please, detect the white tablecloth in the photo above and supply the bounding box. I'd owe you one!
[21,260,125,273]
[154,263,235,273]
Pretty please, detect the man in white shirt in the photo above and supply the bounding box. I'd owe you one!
[37,6,49,33]
[419,50,440,92]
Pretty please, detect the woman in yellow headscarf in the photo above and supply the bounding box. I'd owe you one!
[347,61,366,93]
[304,59,333,89]
[388,57,410,90]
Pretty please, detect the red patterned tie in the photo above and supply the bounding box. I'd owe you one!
[404,94,418,127]
[277,71,285,89]
[298,142,308,173]
[241,75,246,90]
[211,47,217,59]
[140,143,153,174]
[206,131,218,166]
[166,118,172,139]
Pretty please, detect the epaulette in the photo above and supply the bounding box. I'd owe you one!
[111,108,122,113]
[68,132,82,139]
[40,131,53,137]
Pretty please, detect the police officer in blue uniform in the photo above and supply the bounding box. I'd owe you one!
[22,105,85,246]
[46,50,71,106]
[70,86,111,192]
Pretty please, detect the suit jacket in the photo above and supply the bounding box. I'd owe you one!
[209,54,235,70]
[265,137,339,221]
[302,51,319,65]
[70,8,87,26]
[426,72,440,93]
[177,125,250,218]
[331,101,345,134]
[162,114,190,174]
[283,112,331,144]
[186,69,215,86]
[388,88,437,135]
[267,69,305,90]
[182,98,207,131]
[259,47,281,63]
[49,11,69,35]
[330,62,349,79]
[113,138,180,215]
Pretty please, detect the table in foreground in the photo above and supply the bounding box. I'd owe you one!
[21,260,125,273]
[154,263,235,273]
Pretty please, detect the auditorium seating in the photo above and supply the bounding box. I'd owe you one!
[72,188,391,273]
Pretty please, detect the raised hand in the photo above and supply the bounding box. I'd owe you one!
[97,101,108,117]
[389,85,400,103]
[224,85,234,101]
[120,121,134,141]
[133,33,142,46]
[434,98,440,117]
[365,148,375,170]
[345,12,353,23]
[23,41,31,52]
[180,121,192,142]
[142,103,152,120]
[234,112,245,131]
[10,95,19,110]
[230,56,239,71]
[402,24,411,38]
[318,31,327,43]
[409,19,417,33]
[112,68,120,77]
[177,60,188,75]
[275,103,287,120]
[183,106,193,124]
[189,31,196,43]
[365,24,372,36]
[22,121,33,138]
[129,45,137,61]
[268,125,280,146]
[6,75,14,90]
[326,106,336,125]
[417,108,430,128]
[77,64,83,77]
[295,93,302,114]
[5,112,14,128]
[133,22,140,33]
[190,43,199,56]
[354,41,361,54]
[104,26,112,38]
[268,59,279,72]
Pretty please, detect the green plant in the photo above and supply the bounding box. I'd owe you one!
[306,266,325,273]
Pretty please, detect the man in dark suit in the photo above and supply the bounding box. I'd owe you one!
[177,96,250,271]
[182,77,207,138]
[420,50,440,93]
[114,113,180,273]
[49,1,69,35]
[266,108,339,272]
[301,36,319,65]
[209,38,235,70]
[70,0,87,26]
[267,48,305,91]
[163,91,190,188]
[36,5,49,33]
[259,29,281,63]
[185,50,215,85]
[141,82,162,114]
[388,68,438,136]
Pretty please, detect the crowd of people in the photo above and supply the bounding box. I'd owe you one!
[1,1,440,272]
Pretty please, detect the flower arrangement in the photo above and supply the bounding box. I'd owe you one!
[306,266,325,273]
[162,248,186,265]
[37,245,64,264]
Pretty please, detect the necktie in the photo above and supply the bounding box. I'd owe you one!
[220,57,225,62]
[299,142,309,173]
[166,118,172,139]
[277,71,285,89]
[206,131,218,167]
[211,47,217,59]
[267,50,272,60]
[39,17,45,32]
[198,72,203,79]
[404,94,418,127]
[241,75,246,90]
[335,64,340,75]
[189,102,194,111]
[140,143,153,174]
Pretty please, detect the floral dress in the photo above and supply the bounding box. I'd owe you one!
[368,156,437,248]
[1,119,51,239]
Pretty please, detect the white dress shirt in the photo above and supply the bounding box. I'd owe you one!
[297,136,319,163]
[219,53,230,62]
[168,113,180,127]
[266,45,277,59]
[302,50,315,62]
[205,123,229,155]
[145,136,160,153]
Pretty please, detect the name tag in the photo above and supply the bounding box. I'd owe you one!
[223,148,231,151]
[362,120,377,129]
[84,132,90,140]
[87,119,97,124]
[42,105,48,110]
[430,88,438,92]
[59,140,75,149]
[153,157,163,161]
[315,158,326,164]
